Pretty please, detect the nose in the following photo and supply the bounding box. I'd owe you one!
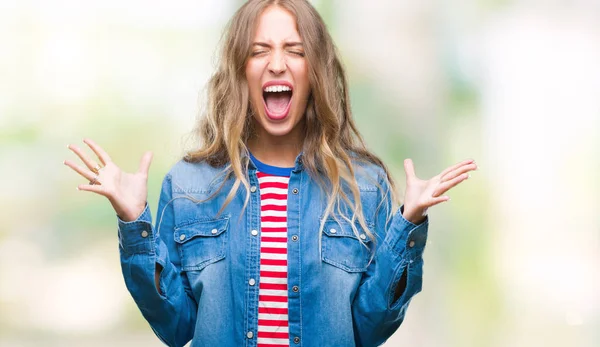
[268,50,286,75]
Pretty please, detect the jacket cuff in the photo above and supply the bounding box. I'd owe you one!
[117,203,155,254]
[384,204,428,262]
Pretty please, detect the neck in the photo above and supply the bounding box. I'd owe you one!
[247,124,304,168]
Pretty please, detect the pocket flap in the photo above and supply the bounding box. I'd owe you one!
[174,218,229,244]
[322,219,371,242]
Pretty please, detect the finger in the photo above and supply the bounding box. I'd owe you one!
[67,144,102,173]
[83,138,112,166]
[439,159,475,181]
[403,158,416,180]
[433,172,469,197]
[77,183,107,196]
[138,151,153,175]
[440,163,477,182]
[429,195,450,205]
[64,159,97,182]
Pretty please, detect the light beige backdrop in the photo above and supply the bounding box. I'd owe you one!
[1,0,598,346]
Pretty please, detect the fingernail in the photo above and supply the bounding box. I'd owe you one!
[76,187,80,190]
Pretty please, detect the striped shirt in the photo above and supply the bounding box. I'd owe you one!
[251,152,293,347]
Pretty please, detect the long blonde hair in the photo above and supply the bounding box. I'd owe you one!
[185,0,400,253]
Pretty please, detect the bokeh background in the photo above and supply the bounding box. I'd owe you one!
[1,0,598,346]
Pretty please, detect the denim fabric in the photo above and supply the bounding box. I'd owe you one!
[117,153,428,347]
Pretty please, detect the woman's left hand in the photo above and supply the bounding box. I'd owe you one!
[402,158,478,224]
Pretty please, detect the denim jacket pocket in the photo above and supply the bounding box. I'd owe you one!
[321,219,373,273]
[174,218,229,271]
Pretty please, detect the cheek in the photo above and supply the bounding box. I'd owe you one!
[245,60,262,84]
[296,61,309,82]
[291,62,310,94]
[245,63,262,100]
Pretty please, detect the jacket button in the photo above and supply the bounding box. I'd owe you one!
[251,229,258,236]
[211,228,218,235]
[292,188,299,194]
[250,186,257,193]
[291,235,298,242]
[294,336,300,344]
[247,331,253,339]
[408,240,415,248]
[141,230,149,238]
[329,228,337,234]
[179,234,186,241]
[249,278,256,286]
[359,233,366,240]
[292,286,299,292]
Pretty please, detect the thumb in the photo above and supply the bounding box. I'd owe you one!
[138,151,153,175]
[403,158,416,181]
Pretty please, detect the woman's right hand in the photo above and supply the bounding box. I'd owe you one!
[64,138,153,222]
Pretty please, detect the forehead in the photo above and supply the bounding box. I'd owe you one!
[253,6,301,42]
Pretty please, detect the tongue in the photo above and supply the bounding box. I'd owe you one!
[265,92,292,114]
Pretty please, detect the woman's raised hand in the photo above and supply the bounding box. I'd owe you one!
[402,158,478,225]
[64,138,153,222]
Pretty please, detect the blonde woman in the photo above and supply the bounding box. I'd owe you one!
[65,1,477,346]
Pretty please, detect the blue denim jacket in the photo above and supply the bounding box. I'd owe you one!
[117,153,428,347]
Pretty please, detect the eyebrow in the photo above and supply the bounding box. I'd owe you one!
[252,41,303,48]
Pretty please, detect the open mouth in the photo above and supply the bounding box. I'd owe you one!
[262,84,293,120]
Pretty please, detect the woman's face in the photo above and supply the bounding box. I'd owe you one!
[245,5,310,140]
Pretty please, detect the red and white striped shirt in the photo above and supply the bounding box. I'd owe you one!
[257,170,291,347]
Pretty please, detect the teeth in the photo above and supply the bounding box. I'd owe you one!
[263,85,292,92]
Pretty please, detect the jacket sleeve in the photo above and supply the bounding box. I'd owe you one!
[117,173,197,347]
[352,171,428,347]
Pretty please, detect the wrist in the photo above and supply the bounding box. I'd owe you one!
[402,206,427,225]
[117,203,147,222]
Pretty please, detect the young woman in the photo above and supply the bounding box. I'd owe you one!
[65,1,477,346]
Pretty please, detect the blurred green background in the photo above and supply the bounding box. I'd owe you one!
[1,0,598,346]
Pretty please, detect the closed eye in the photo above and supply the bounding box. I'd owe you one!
[250,50,304,57]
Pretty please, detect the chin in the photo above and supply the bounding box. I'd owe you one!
[256,114,298,137]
